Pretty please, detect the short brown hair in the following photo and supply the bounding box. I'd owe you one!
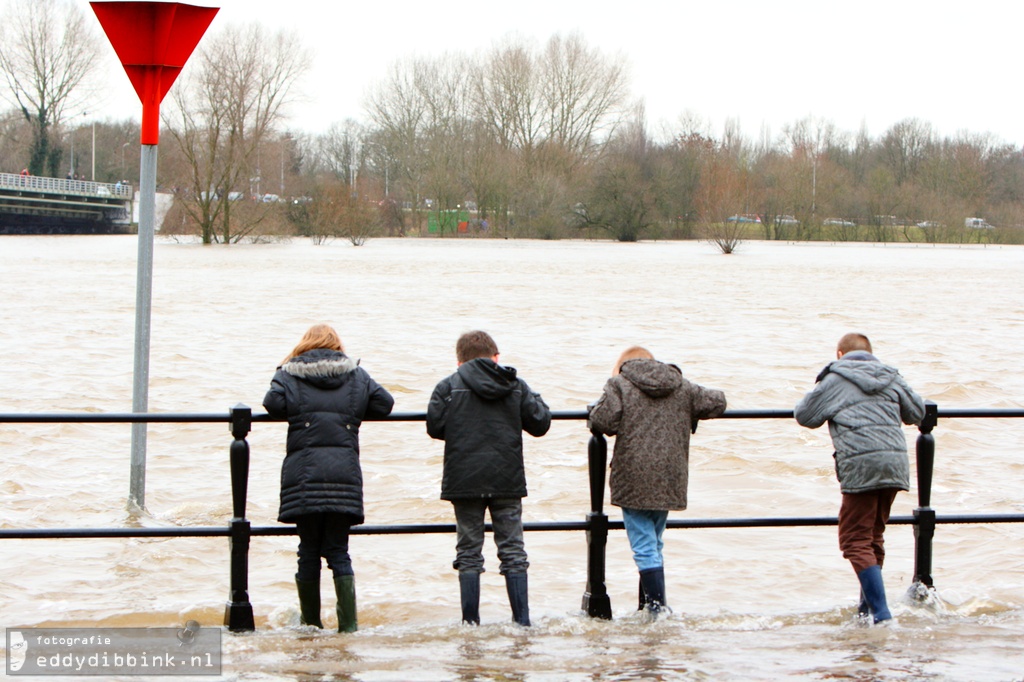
[456,330,498,363]
[613,345,653,375]
[837,332,872,355]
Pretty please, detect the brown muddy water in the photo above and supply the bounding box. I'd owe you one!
[1,236,1022,681]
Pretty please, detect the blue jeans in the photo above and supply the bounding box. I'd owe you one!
[452,498,529,575]
[294,512,354,580]
[622,508,668,571]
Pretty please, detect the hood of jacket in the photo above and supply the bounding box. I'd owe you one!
[619,358,683,398]
[826,351,900,395]
[280,348,358,390]
[456,357,518,400]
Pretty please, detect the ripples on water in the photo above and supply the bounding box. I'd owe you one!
[1,236,1022,680]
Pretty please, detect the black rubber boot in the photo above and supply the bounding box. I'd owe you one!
[504,572,531,626]
[638,577,646,611]
[459,571,481,625]
[333,575,357,633]
[638,567,667,618]
[295,576,323,628]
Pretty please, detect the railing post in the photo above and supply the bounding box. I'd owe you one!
[910,401,938,598]
[224,404,255,632]
[581,429,613,619]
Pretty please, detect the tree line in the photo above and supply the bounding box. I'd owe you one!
[2,0,1022,247]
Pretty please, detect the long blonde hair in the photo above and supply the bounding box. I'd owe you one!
[612,345,653,376]
[282,324,344,365]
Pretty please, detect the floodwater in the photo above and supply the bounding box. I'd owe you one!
[1,235,1022,681]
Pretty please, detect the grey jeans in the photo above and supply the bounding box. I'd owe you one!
[451,498,529,575]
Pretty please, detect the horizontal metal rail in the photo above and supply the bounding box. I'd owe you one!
[3,407,1023,424]
[2,513,1022,541]
[2,401,1021,628]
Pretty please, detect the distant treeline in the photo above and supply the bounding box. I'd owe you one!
[3,24,1021,245]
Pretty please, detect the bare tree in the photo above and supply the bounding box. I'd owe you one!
[0,0,101,175]
[366,54,473,235]
[289,179,379,246]
[473,39,543,155]
[783,116,840,235]
[881,118,933,187]
[572,102,657,242]
[697,140,748,254]
[166,23,309,243]
[540,33,628,162]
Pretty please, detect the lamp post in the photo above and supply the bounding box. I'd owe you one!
[364,140,390,197]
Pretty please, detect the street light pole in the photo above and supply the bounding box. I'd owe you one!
[92,121,96,181]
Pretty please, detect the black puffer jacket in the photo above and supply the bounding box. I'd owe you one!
[263,349,394,524]
[426,358,551,500]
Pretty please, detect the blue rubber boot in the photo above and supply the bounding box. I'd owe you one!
[857,565,892,623]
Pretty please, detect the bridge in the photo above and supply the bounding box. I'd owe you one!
[0,172,134,234]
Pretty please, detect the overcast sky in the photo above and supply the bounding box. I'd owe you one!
[7,0,1023,146]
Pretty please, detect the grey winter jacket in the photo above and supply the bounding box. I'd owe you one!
[426,358,551,500]
[794,351,925,494]
[587,359,727,511]
[263,349,394,523]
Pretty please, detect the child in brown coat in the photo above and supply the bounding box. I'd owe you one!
[588,346,726,617]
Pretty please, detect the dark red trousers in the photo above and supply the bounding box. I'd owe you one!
[838,489,900,574]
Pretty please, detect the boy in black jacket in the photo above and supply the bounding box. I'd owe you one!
[426,330,552,626]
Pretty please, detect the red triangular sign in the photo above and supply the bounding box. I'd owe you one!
[91,2,219,144]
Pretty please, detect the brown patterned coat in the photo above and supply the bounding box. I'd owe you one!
[588,359,726,511]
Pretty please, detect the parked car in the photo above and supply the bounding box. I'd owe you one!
[726,214,760,223]
[965,217,994,229]
[916,220,944,228]
[823,218,855,227]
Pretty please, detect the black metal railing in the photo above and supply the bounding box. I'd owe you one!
[2,402,1022,630]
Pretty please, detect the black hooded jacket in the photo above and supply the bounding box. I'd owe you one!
[426,358,551,500]
[263,348,394,523]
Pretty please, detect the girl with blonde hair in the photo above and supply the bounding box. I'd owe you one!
[264,324,394,632]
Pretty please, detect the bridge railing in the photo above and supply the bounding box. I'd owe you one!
[0,171,132,199]
[1,403,1022,630]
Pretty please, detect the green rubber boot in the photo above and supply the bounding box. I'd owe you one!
[295,577,323,628]
[334,575,358,633]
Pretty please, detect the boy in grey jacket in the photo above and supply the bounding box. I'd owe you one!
[795,332,925,624]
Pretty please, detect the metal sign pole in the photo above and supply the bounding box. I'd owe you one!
[129,143,158,509]
[90,0,219,510]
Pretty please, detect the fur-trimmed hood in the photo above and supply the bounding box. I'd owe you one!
[280,349,358,389]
